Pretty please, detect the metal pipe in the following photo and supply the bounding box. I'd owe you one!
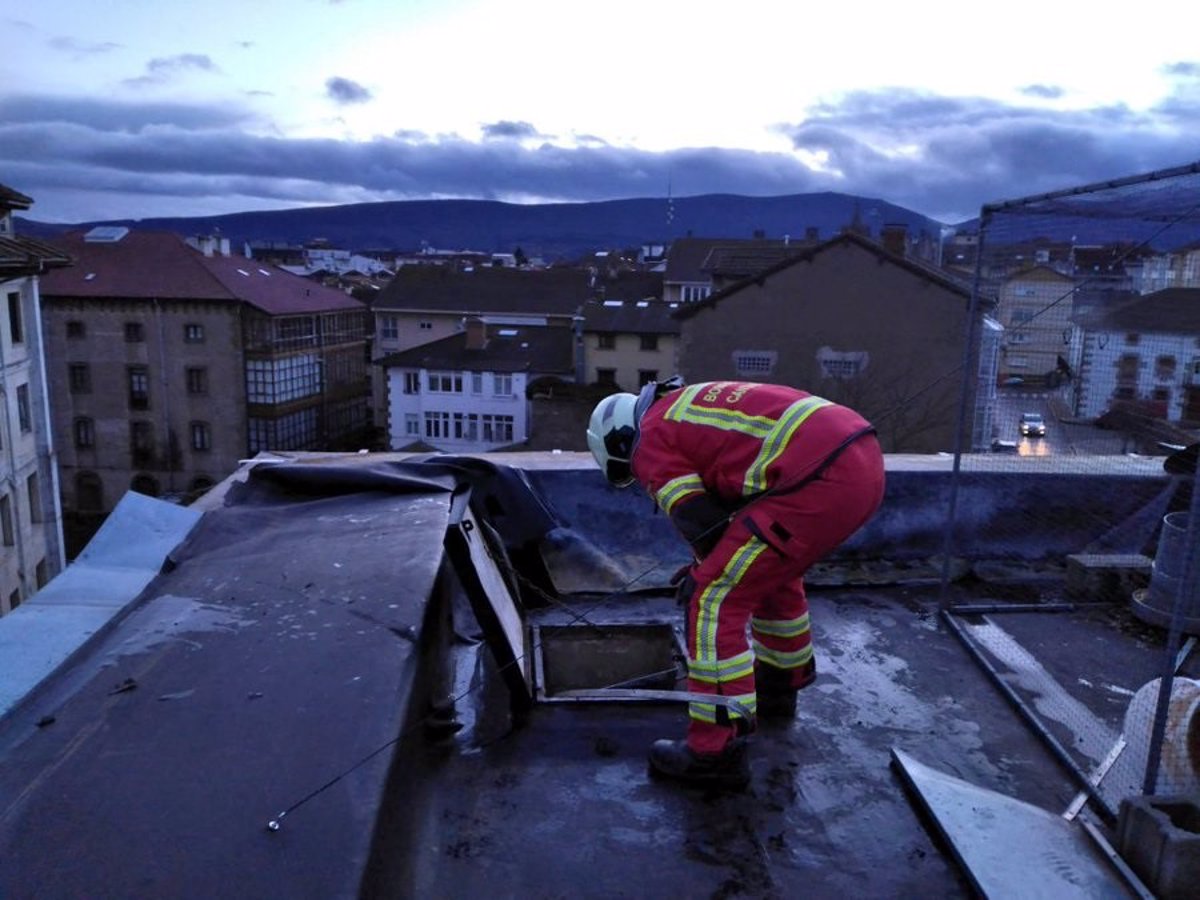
[941,608,1118,821]
[938,213,989,611]
[949,603,1080,615]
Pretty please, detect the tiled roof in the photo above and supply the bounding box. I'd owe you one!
[1083,287,1200,333]
[581,298,681,335]
[376,324,575,374]
[663,237,814,283]
[673,231,975,320]
[591,269,663,303]
[38,231,363,315]
[373,265,593,316]
[0,234,71,275]
[0,183,33,210]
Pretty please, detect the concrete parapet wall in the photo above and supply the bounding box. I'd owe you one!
[519,453,1173,566]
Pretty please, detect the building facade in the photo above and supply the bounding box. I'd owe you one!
[380,319,574,452]
[1073,288,1200,423]
[0,184,70,613]
[39,229,370,553]
[674,232,983,454]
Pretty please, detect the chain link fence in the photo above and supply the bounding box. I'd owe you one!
[937,160,1200,817]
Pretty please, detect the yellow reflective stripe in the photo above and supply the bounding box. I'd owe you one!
[751,641,814,669]
[656,473,705,514]
[743,396,831,494]
[694,537,769,660]
[751,613,811,639]
[673,404,775,436]
[663,383,708,422]
[688,649,755,684]
[688,692,757,723]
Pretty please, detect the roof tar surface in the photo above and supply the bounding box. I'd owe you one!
[0,455,1183,898]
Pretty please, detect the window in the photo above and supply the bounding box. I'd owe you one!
[8,589,19,611]
[7,292,23,344]
[16,384,31,432]
[404,414,419,436]
[26,473,41,524]
[66,320,86,339]
[1008,332,1029,344]
[186,366,208,395]
[380,316,399,340]
[404,372,420,394]
[128,366,150,409]
[1011,307,1036,325]
[424,410,451,439]
[0,494,13,545]
[76,472,104,512]
[245,356,322,404]
[597,334,616,350]
[681,285,711,303]
[184,323,205,343]
[131,474,160,497]
[638,370,659,386]
[69,363,92,393]
[640,334,658,351]
[817,348,869,380]
[733,351,776,376]
[597,368,617,386]
[1156,356,1177,380]
[481,414,514,444]
[35,559,48,589]
[74,417,95,448]
[471,372,483,394]
[124,321,145,342]
[464,413,479,441]
[190,421,211,451]
[428,372,463,393]
[130,420,154,466]
[493,373,513,396]
[419,321,433,331]
[1126,333,1140,346]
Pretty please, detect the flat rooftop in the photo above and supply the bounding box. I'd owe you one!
[0,452,1190,898]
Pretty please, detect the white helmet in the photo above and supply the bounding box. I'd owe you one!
[587,392,639,486]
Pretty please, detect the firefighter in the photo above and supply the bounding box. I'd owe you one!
[586,377,885,788]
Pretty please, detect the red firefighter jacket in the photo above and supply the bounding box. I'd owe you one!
[631,381,874,554]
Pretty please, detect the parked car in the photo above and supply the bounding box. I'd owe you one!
[1019,412,1046,437]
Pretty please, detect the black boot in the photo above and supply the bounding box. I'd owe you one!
[756,660,815,720]
[647,738,750,789]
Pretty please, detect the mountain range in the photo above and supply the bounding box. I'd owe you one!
[17,192,951,261]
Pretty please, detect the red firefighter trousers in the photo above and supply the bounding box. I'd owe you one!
[683,435,885,754]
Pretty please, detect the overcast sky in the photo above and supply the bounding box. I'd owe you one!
[4,0,1199,225]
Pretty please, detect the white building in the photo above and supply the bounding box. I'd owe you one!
[1074,287,1200,423]
[0,184,70,613]
[380,319,575,452]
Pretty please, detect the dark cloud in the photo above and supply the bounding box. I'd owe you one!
[5,87,1199,224]
[325,77,372,105]
[1163,61,1200,77]
[481,120,541,140]
[776,88,1199,220]
[1020,84,1064,99]
[124,53,219,87]
[48,36,121,55]
[0,94,254,132]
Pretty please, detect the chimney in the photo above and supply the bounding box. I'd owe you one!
[219,237,231,257]
[463,316,487,350]
[881,223,908,257]
[573,314,586,383]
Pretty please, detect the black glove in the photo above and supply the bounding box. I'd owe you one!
[670,492,733,559]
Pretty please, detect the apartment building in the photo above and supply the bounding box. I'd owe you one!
[0,183,70,612]
[39,229,370,553]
